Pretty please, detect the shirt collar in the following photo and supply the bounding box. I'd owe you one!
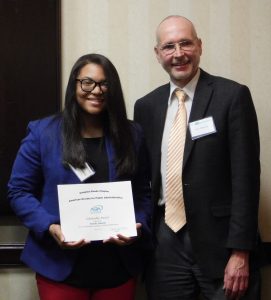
[169,68,201,103]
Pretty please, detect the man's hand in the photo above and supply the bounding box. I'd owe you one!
[49,224,90,249]
[223,250,250,299]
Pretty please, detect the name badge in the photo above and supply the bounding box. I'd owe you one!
[69,163,95,182]
[189,117,216,140]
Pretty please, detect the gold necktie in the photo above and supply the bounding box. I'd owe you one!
[165,89,187,232]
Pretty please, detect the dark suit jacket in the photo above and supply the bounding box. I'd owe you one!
[134,69,261,279]
[8,115,153,281]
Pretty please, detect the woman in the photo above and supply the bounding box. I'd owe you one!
[8,54,152,300]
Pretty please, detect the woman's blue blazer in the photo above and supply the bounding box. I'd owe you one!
[8,115,153,281]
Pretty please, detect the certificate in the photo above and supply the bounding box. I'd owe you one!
[57,181,137,242]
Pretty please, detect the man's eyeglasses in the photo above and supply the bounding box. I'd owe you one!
[159,39,197,56]
[76,78,108,93]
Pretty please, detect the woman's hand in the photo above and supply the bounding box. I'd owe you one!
[103,223,142,246]
[49,224,90,249]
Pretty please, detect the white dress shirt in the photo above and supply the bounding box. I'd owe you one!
[159,69,201,205]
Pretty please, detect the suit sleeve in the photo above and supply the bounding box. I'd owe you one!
[8,122,59,239]
[131,123,153,249]
[226,85,260,250]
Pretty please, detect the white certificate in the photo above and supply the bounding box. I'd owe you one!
[57,181,137,242]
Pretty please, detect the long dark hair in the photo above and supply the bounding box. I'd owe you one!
[62,53,136,177]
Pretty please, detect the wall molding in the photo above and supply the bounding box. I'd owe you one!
[0,243,24,266]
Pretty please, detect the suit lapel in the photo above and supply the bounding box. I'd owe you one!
[153,84,170,149]
[150,84,170,192]
[183,71,214,169]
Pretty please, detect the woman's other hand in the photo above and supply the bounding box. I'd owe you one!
[103,223,142,246]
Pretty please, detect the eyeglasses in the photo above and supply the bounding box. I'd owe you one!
[159,39,197,56]
[76,77,108,93]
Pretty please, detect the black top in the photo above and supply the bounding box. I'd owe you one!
[64,137,131,288]
[82,137,109,184]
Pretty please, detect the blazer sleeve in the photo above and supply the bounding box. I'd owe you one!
[8,121,59,240]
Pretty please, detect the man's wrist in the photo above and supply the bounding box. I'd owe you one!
[231,249,250,258]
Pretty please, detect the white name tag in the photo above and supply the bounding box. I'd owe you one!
[189,117,216,140]
[69,163,95,182]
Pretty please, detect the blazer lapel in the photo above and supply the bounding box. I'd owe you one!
[183,70,214,169]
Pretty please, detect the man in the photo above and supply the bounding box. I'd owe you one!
[134,15,261,299]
